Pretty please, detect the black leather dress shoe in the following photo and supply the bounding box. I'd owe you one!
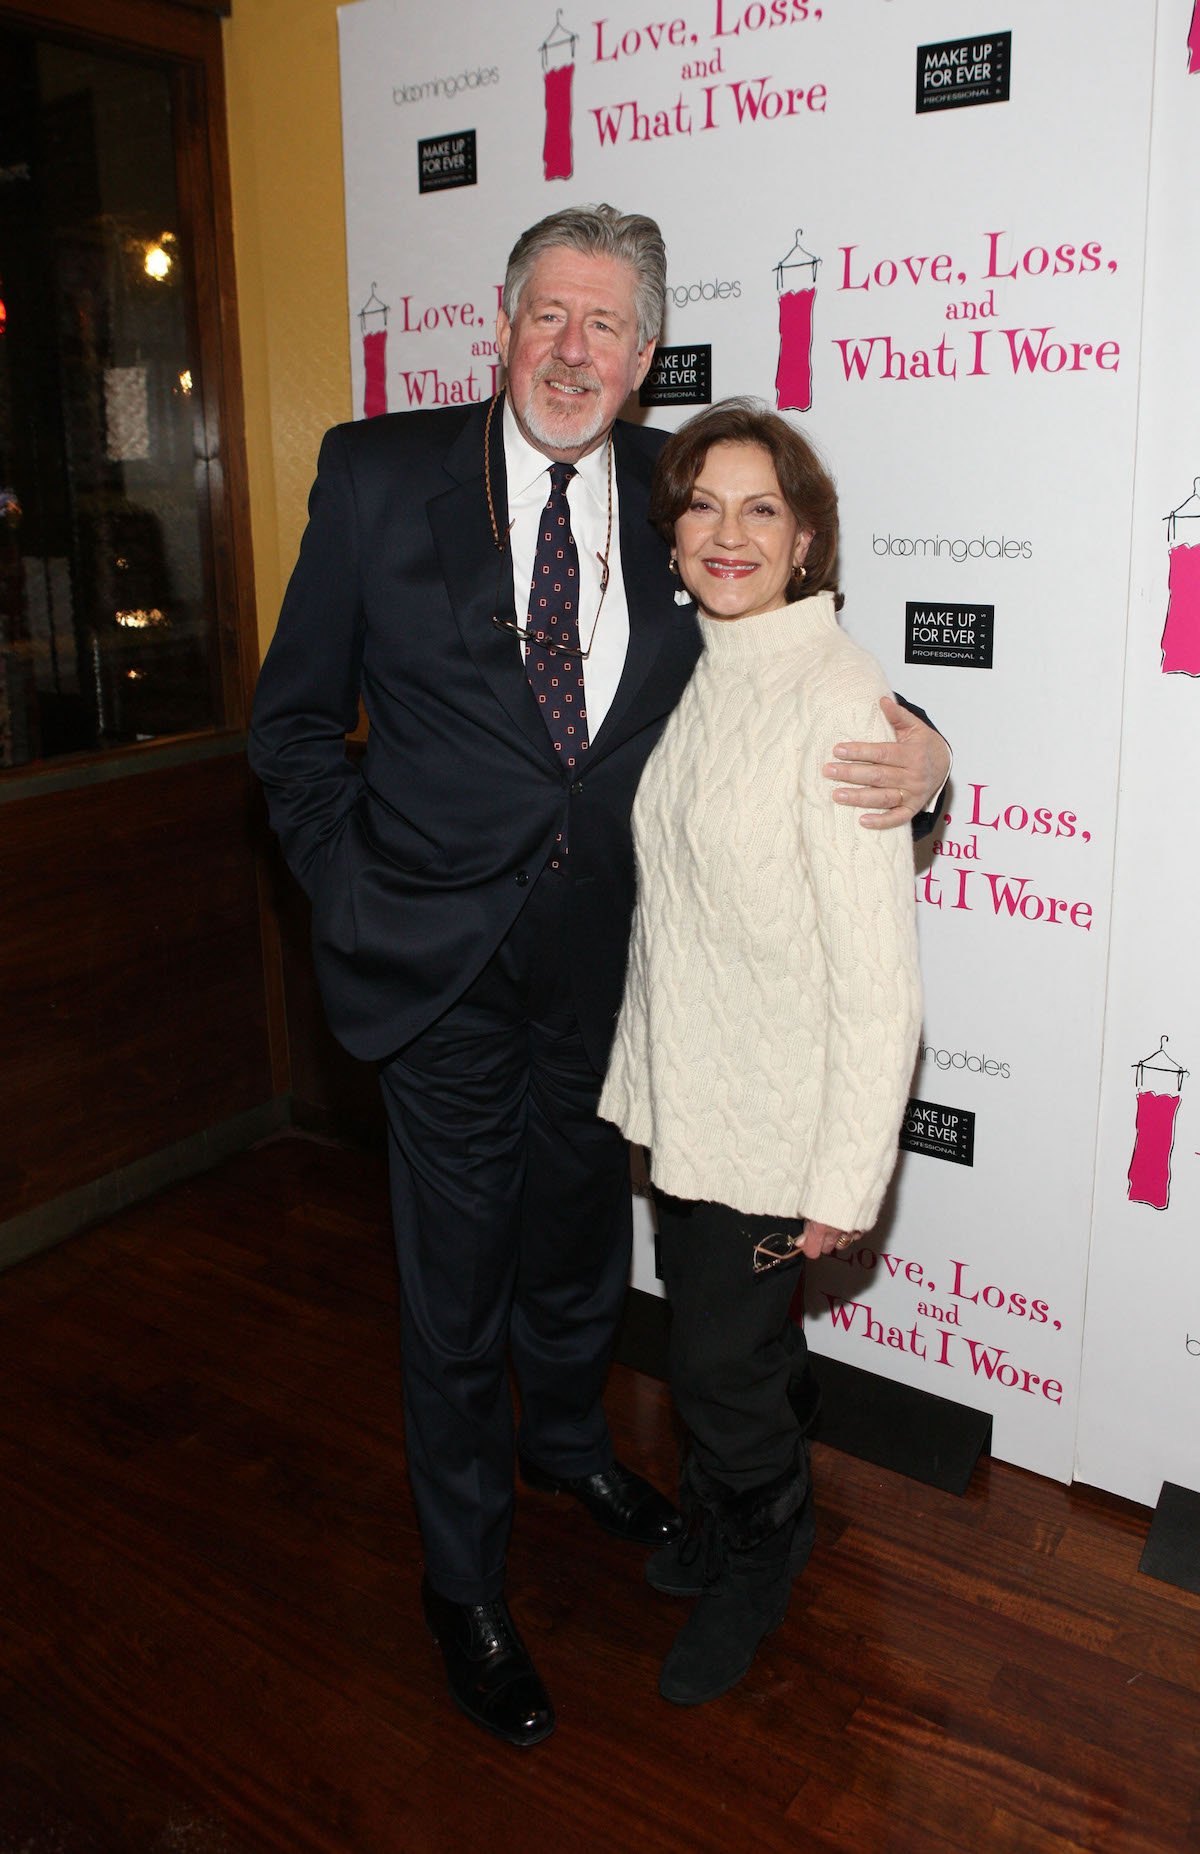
[420,1577,555,1748]
[519,1454,682,1546]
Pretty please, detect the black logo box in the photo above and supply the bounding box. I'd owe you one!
[900,1098,976,1167]
[916,31,1011,114]
[417,130,477,194]
[905,600,994,670]
[639,344,712,407]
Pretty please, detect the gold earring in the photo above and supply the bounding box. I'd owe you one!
[793,563,807,582]
[668,553,679,576]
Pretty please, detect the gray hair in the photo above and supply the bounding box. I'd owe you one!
[502,204,666,350]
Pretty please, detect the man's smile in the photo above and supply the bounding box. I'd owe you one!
[538,372,600,399]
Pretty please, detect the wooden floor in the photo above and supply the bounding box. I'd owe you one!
[1,1136,1197,1854]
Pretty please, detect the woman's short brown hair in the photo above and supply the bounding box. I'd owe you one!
[648,398,840,603]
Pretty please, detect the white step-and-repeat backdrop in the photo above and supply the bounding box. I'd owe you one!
[336,0,1196,1500]
[1074,10,1200,1509]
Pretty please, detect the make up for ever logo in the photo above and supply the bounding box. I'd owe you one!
[638,344,712,405]
[905,600,994,669]
[916,32,1011,114]
[416,131,477,194]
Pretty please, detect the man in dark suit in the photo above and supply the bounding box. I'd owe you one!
[249,205,949,1747]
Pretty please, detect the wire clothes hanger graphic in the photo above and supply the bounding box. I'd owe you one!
[774,228,821,294]
[358,282,388,334]
[540,8,577,66]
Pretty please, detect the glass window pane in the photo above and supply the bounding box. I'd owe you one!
[0,24,221,770]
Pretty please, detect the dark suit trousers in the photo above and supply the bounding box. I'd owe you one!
[378,867,633,1604]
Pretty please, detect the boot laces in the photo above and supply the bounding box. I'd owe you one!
[677,1502,726,1586]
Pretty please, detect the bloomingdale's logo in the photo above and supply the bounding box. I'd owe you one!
[668,278,742,309]
[875,532,1032,563]
[393,67,499,105]
[919,1041,1011,1080]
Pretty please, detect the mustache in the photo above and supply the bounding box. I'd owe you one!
[533,363,601,393]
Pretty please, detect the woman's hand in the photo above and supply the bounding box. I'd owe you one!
[824,696,951,829]
[799,1222,863,1259]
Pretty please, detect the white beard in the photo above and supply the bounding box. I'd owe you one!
[514,372,609,456]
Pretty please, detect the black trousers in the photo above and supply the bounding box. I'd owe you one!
[379,869,632,1605]
[655,1194,809,1494]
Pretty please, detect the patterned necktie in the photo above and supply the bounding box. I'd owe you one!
[525,462,589,863]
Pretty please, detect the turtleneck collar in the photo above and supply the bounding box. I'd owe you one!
[697,589,840,662]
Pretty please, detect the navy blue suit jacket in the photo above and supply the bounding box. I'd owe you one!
[249,400,700,1068]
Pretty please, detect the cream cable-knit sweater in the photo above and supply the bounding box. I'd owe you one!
[599,592,922,1230]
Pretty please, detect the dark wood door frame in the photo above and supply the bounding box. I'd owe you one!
[0,0,294,1265]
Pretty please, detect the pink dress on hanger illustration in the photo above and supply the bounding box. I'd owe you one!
[774,231,820,414]
[1161,481,1200,675]
[541,13,576,181]
[1127,1037,1188,1212]
[1189,0,1200,74]
[359,285,389,420]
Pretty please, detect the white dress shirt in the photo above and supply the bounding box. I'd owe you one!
[503,400,631,739]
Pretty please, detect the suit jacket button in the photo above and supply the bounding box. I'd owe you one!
[569,780,583,795]
[515,870,529,886]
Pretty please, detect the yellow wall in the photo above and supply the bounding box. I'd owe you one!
[223,0,352,660]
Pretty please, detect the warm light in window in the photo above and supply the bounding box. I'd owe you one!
[178,369,193,394]
[144,242,172,281]
[115,608,167,628]
[126,669,145,680]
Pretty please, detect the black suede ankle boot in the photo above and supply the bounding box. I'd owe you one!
[658,1455,809,1706]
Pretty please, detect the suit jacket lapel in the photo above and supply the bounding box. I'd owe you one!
[588,423,687,759]
[427,398,561,769]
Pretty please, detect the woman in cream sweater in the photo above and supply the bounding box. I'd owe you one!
[599,399,922,1708]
